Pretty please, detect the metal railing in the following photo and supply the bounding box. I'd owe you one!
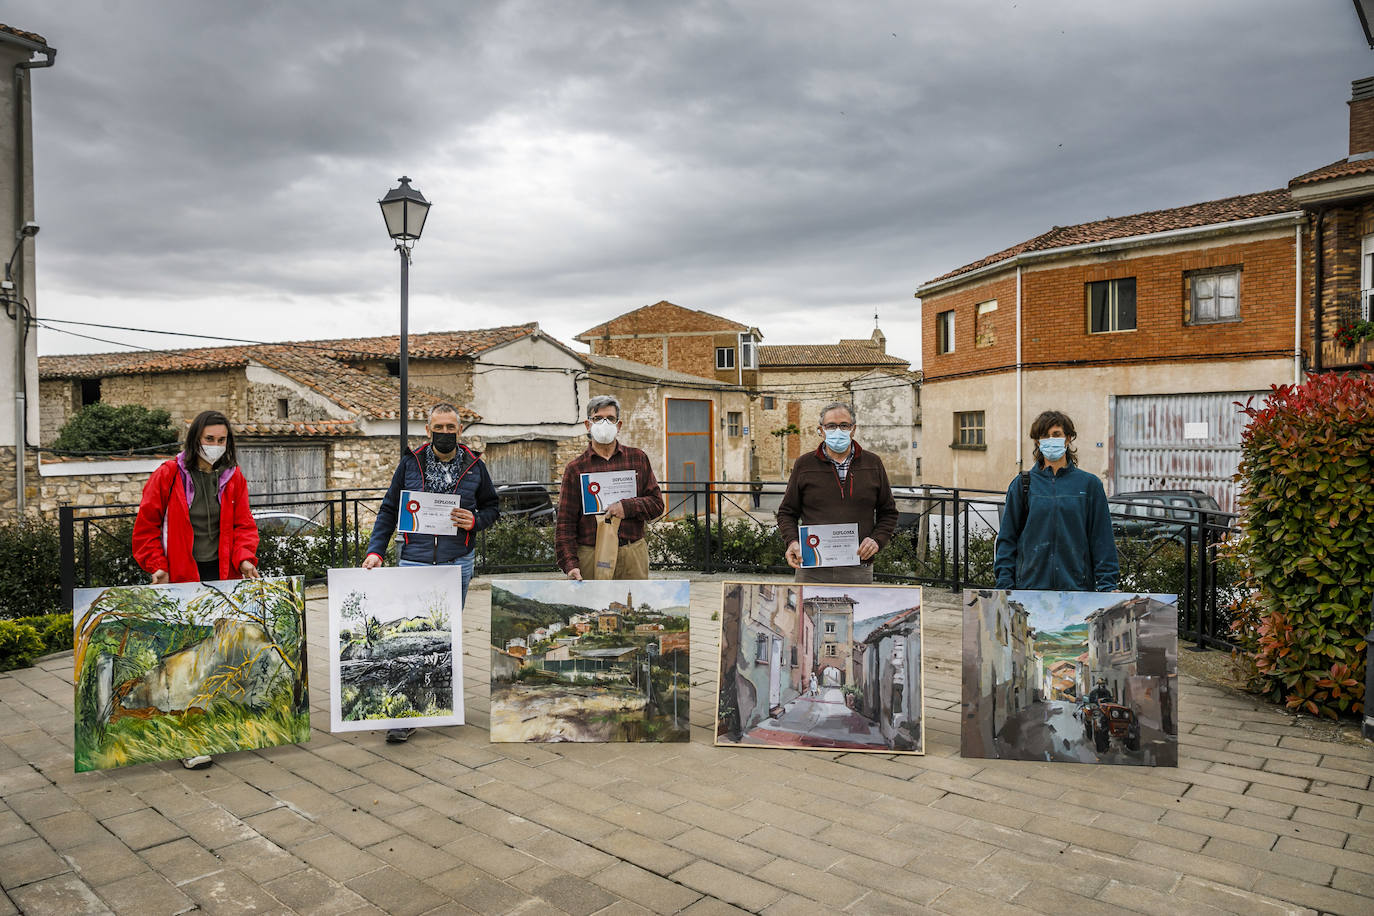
[57,480,1242,649]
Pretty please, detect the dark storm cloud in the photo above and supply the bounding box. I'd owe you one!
[11,0,1370,359]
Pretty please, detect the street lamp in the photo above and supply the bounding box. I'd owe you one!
[378,177,431,455]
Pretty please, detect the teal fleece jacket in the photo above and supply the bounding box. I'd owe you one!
[993,462,1119,592]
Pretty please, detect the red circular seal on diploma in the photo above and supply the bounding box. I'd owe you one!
[588,482,601,494]
[406,500,420,513]
[806,534,821,548]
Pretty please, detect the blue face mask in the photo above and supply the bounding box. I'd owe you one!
[824,429,852,453]
[1039,437,1067,462]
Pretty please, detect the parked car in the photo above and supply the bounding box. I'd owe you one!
[495,482,555,525]
[252,511,326,537]
[1109,489,1221,542]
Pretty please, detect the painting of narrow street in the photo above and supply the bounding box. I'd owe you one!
[716,582,923,754]
[489,579,690,743]
[961,589,1179,767]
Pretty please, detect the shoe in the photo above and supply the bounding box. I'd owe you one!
[181,755,213,769]
[386,728,416,743]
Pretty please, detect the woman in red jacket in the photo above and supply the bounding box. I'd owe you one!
[133,410,260,585]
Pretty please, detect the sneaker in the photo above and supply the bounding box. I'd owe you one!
[181,755,213,769]
[386,728,416,743]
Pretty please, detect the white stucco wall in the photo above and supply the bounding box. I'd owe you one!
[468,335,588,439]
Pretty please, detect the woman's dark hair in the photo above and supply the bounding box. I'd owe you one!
[1029,409,1078,467]
[184,410,237,470]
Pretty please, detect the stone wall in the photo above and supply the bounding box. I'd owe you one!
[245,381,337,424]
[0,446,41,517]
[38,379,76,445]
[34,458,160,514]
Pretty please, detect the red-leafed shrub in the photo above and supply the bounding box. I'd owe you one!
[1231,373,1374,719]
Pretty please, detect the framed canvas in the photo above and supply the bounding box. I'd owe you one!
[715,582,924,754]
[961,589,1179,766]
[73,577,310,772]
[489,579,690,742]
[328,566,465,732]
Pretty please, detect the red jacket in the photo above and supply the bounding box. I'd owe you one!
[132,455,259,583]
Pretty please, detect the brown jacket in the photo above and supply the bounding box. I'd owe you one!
[775,442,899,552]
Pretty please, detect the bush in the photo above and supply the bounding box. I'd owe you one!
[1231,374,1374,719]
[477,519,555,570]
[0,620,45,671]
[51,403,180,455]
[9,612,73,655]
[0,519,62,619]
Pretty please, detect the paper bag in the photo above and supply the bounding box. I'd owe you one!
[592,515,621,580]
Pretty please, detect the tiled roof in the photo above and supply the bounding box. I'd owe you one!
[1289,157,1374,187]
[759,344,910,368]
[576,301,748,340]
[233,421,361,437]
[0,23,50,47]
[584,353,745,389]
[925,189,1299,286]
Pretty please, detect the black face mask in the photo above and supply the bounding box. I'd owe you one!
[431,431,458,454]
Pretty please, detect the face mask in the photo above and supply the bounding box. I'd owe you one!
[199,444,226,465]
[1039,437,1067,461]
[431,431,458,453]
[824,429,852,453]
[589,418,619,445]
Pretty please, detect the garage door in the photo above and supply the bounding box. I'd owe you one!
[1111,392,1263,515]
[237,444,326,514]
[666,398,713,518]
[483,440,553,484]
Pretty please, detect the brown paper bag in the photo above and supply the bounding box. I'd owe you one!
[592,515,621,580]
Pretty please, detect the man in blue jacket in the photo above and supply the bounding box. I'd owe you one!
[362,402,500,740]
[994,410,1118,592]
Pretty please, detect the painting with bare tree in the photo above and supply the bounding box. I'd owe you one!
[73,577,310,772]
[961,589,1179,767]
[328,566,464,732]
[716,582,924,754]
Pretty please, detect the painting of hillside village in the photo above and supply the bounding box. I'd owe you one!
[489,579,690,742]
[716,582,923,754]
[72,577,310,772]
[327,567,464,732]
[961,589,1179,767]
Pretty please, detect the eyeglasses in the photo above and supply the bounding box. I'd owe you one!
[821,423,854,432]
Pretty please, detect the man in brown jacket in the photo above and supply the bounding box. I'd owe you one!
[776,401,899,584]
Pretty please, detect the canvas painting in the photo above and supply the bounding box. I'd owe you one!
[328,566,465,732]
[489,579,690,742]
[73,577,310,772]
[716,582,924,754]
[961,589,1179,766]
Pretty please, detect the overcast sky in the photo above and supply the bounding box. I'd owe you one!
[12,1,1370,367]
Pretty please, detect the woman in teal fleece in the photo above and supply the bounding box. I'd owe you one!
[994,410,1119,592]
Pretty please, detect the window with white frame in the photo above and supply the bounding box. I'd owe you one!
[954,410,985,448]
[739,333,757,369]
[975,300,997,348]
[1087,278,1137,333]
[824,621,836,634]
[1363,234,1374,321]
[824,644,837,657]
[715,346,735,370]
[936,309,955,354]
[1187,267,1240,324]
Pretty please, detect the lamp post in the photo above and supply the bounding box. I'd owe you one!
[378,177,431,456]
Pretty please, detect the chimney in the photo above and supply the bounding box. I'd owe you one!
[1350,77,1374,157]
[871,327,886,353]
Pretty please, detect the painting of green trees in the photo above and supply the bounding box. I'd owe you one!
[72,576,310,772]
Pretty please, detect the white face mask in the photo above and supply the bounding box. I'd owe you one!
[589,418,618,445]
[199,444,227,465]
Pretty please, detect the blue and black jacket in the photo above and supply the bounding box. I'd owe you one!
[365,443,500,564]
[993,461,1119,592]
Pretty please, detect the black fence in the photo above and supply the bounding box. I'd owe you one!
[58,480,1242,650]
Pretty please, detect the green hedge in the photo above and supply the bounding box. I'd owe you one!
[1232,374,1374,719]
[0,519,63,619]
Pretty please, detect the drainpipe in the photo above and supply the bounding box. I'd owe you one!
[1313,209,1325,373]
[1015,265,1023,472]
[1294,223,1303,384]
[9,39,56,514]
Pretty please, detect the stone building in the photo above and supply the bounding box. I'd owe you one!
[36,323,588,512]
[0,23,55,517]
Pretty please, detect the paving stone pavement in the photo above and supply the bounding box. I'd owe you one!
[2,575,1372,915]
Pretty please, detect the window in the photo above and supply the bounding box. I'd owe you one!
[954,410,985,449]
[790,646,798,667]
[277,398,289,420]
[824,644,837,657]
[755,635,768,662]
[825,621,837,634]
[1187,268,1240,324]
[716,347,735,370]
[762,396,775,410]
[727,412,742,436]
[1087,278,1136,333]
[975,300,998,348]
[1362,234,1374,321]
[385,360,400,377]
[936,310,955,354]
[739,333,757,370]
[79,378,101,407]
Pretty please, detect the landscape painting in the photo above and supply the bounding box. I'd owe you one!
[73,577,310,772]
[961,589,1179,767]
[328,566,464,732]
[716,582,924,754]
[489,579,690,742]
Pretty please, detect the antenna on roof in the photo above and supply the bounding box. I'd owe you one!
[874,310,880,329]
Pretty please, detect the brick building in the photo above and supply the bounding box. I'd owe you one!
[916,190,1305,511]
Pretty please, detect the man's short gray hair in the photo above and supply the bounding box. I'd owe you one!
[428,402,462,422]
[587,395,621,420]
[818,401,855,425]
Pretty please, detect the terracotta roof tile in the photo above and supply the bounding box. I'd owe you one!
[926,188,1298,285]
[0,23,50,47]
[235,421,360,437]
[1289,157,1374,186]
[576,301,748,340]
[759,344,910,368]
